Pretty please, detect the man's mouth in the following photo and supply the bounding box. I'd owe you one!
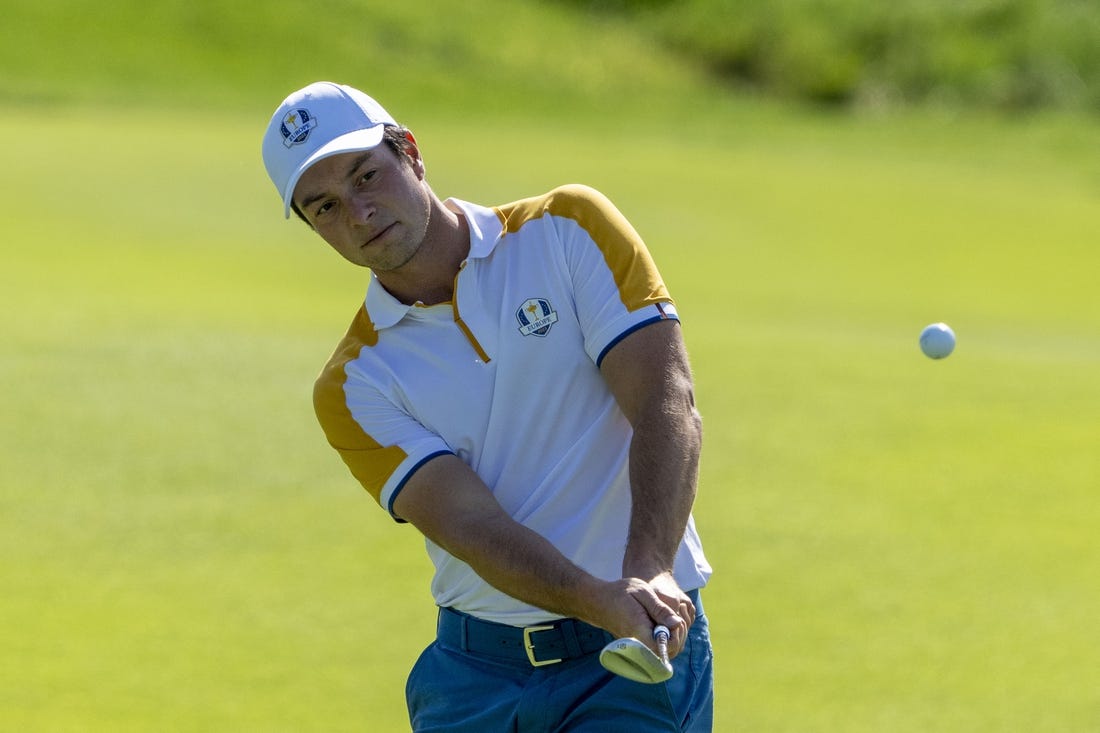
[363,222,395,247]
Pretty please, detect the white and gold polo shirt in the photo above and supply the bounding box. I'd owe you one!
[313,184,711,625]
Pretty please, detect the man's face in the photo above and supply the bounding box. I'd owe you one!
[292,143,431,273]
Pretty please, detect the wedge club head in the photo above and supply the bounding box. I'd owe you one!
[599,625,673,684]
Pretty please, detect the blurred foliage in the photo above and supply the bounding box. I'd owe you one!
[0,0,704,119]
[563,0,1100,112]
[5,0,1096,115]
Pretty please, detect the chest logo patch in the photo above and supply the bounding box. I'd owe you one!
[516,298,558,337]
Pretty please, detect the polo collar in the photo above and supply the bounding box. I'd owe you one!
[446,197,504,261]
[363,198,504,330]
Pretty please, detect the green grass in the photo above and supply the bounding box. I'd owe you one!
[3,1,1100,729]
[4,99,1098,732]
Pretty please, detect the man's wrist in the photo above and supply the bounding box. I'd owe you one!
[622,551,675,581]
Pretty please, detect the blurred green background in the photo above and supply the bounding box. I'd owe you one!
[2,1,1098,731]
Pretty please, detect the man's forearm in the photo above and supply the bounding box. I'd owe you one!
[435,507,603,621]
[622,385,702,578]
[437,510,682,641]
[391,454,663,637]
[596,319,704,580]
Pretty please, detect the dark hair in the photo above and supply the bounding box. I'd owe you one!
[290,124,414,226]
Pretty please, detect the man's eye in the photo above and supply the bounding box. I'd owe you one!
[316,201,334,216]
[359,170,376,184]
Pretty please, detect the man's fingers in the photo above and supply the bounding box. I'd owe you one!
[638,589,683,629]
[626,589,687,657]
[642,574,696,659]
[674,596,691,624]
[649,579,694,629]
[602,577,694,658]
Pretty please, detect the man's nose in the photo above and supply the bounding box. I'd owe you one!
[347,193,375,224]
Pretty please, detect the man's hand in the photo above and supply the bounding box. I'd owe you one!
[643,571,695,657]
[583,575,694,659]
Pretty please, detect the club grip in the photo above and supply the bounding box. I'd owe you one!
[653,625,670,664]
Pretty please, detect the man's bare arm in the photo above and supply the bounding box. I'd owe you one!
[391,454,681,642]
[599,318,703,649]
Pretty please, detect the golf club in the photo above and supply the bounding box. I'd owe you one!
[599,624,673,684]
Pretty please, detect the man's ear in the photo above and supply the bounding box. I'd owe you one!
[403,130,427,178]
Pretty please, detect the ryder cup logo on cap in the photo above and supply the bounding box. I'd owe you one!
[279,108,316,147]
[262,81,398,218]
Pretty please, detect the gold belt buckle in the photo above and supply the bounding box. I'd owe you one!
[523,624,562,667]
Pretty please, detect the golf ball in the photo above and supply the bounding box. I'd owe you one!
[920,322,956,359]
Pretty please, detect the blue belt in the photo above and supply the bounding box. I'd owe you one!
[436,607,613,667]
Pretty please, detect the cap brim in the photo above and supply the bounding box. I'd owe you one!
[281,124,387,218]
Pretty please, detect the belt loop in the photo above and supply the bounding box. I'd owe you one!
[460,614,470,652]
[559,619,583,658]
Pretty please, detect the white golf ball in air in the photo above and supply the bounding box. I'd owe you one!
[920,322,956,359]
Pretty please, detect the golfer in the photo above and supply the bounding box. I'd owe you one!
[262,81,714,731]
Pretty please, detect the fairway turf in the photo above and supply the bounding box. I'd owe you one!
[3,99,1099,731]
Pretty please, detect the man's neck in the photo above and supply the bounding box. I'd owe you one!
[375,199,470,306]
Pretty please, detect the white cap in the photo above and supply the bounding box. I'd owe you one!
[262,81,398,218]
